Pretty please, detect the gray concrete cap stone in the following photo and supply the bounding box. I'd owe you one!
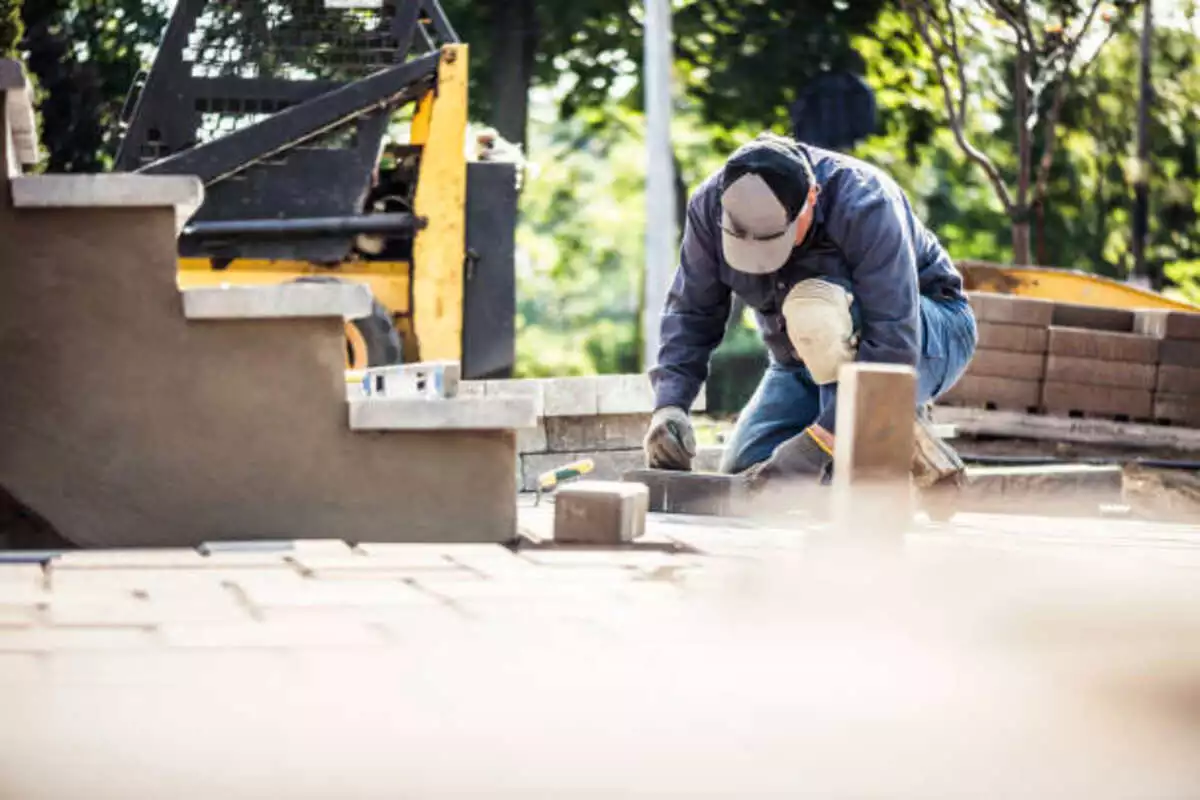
[182,282,375,320]
[348,396,538,431]
[11,174,205,234]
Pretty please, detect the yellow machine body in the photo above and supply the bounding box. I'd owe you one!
[959,261,1200,311]
[177,45,471,369]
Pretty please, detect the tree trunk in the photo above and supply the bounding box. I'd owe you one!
[487,0,537,151]
[1012,219,1032,267]
[1013,46,1032,266]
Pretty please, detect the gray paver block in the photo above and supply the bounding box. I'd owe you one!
[1135,309,1200,341]
[553,481,649,544]
[1045,356,1157,390]
[622,469,741,516]
[483,379,546,416]
[544,414,649,453]
[541,377,600,416]
[939,375,1042,411]
[1158,340,1200,368]
[1152,393,1200,425]
[52,549,212,569]
[967,292,1054,327]
[1051,303,1135,333]
[596,374,655,415]
[1155,365,1200,395]
[967,349,1045,381]
[181,282,374,321]
[976,322,1049,353]
[1042,382,1153,418]
[1047,327,1159,363]
[348,396,537,430]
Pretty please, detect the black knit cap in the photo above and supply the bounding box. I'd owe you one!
[720,134,814,221]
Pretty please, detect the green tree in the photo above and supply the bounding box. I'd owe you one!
[0,0,22,57]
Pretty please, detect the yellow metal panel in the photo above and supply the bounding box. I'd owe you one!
[176,257,412,314]
[411,44,469,363]
[959,262,1200,311]
[410,91,434,145]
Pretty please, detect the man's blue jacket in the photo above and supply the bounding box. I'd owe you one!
[649,143,967,433]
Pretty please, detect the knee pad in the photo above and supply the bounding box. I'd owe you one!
[781,279,857,385]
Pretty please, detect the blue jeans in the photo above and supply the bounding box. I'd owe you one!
[719,294,978,474]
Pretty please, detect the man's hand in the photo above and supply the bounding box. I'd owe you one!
[644,407,696,471]
[742,425,834,490]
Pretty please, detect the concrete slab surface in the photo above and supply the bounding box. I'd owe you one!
[11,174,204,234]
[182,282,375,320]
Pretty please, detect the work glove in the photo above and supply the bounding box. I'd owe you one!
[644,406,696,471]
[742,426,834,491]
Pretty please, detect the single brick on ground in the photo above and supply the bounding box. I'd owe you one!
[552,481,649,544]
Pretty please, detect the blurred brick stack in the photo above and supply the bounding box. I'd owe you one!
[941,293,1200,426]
[1136,309,1200,426]
[943,293,1052,412]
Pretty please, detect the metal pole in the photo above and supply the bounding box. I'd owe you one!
[642,0,677,371]
[1131,0,1153,287]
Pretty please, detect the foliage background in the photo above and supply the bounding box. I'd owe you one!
[2,0,1197,403]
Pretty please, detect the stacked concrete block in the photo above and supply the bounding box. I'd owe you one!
[1040,327,1159,420]
[459,375,715,491]
[942,293,1052,411]
[1136,310,1200,426]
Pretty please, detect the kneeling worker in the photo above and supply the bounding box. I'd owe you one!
[644,133,978,485]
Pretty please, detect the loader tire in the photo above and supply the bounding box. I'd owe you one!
[288,277,402,369]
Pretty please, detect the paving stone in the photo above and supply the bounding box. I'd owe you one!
[596,374,655,415]
[1046,327,1159,363]
[541,376,599,416]
[1153,393,1200,426]
[48,566,306,595]
[1051,303,1135,332]
[967,349,1045,381]
[0,627,156,652]
[514,549,690,571]
[0,653,41,683]
[348,395,537,431]
[45,590,248,626]
[967,292,1055,327]
[553,481,649,544]
[483,378,547,416]
[1155,365,1200,395]
[622,469,741,516]
[975,322,1049,353]
[159,620,384,649]
[1157,340,1200,368]
[353,543,516,567]
[0,564,44,592]
[45,650,290,686]
[939,375,1042,411]
[1134,309,1200,341]
[52,549,210,569]
[544,414,649,453]
[521,449,646,492]
[234,576,441,610]
[1041,382,1153,419]
[0,607,37,627]
[1045,356,1157,389]
[516,421,548,454]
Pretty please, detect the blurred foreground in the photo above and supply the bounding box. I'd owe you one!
[0,499,1198,798]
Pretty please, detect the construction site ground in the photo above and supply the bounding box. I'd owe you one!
[0,497,1198,798]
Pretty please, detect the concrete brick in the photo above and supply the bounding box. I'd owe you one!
[541,377,600,416]
[967,349,1045,381]
[976,322,1049,353]
[1153,393,1200,426]
[0,627,156,652]
[1135,309,1200,341]
[234,576,440,610]
[348,396,537,431]
[516,421,548,454]
[544,414,649,452]
[622,469,741,516]
[521,449,646,492]
[967,292,1054,327]
[1157,340,1200,368]
[1045,356,1156,390]
[354,542,517,566]
[1046,327,1159,363]
[553,481,649,544]
[939,375,1042,411]
[181,282,374,321]
[1051,303,1135,332]
[1041,382,1153,419]
[483,378,547,416]
[46,590,248,626]
[159,620,383,649]
[833,364,916,485]
[1155,365,1200,395]
[52,549,210,569]
[596,374,655,414]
